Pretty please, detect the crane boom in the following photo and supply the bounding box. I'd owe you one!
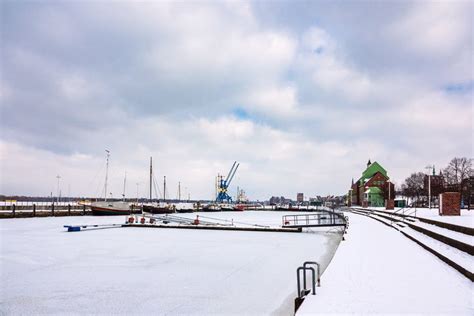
[227,163,239,187]
[225,161,237,182]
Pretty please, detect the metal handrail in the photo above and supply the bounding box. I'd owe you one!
[297,266,316,298]
[283,211,346,227]
[304,261,321,287]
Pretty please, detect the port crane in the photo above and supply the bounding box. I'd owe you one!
[216,161,240,203]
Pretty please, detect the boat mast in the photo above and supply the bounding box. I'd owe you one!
[178,181,181,201]
[163,176,166,201]
[122,171,127,202]
[104,150,110,202]
[149,157,153,202]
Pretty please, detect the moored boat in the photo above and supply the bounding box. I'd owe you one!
[91,150,132,216]
[220,203,235,211]
[175,202,194,213]
[233,204,246,211]
[90,201,131,216]
[142,202,175,214]
[202,203,222,212]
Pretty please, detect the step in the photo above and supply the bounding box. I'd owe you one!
[410,221,473,246]
[400,226,473,281]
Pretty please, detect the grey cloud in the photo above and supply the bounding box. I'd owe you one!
[1,1,472,198]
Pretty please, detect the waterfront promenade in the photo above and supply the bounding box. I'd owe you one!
[297,212,473,314]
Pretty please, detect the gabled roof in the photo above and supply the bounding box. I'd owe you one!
[362,161,387,180]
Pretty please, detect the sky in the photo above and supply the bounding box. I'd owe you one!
[0,0,472,200]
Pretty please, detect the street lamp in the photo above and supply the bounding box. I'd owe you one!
[425,165,434,209]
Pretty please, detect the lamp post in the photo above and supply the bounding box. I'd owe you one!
[425,165,434,209]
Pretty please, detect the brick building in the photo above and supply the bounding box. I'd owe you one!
[349,160,394,207]
[297,193,304,203]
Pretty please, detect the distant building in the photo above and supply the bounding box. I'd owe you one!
[269,196,292,205]
[423,168,444,206]
[349,160,394,207]
[297,193,304,203]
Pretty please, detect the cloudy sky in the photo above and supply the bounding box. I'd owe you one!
[1,0,472,200]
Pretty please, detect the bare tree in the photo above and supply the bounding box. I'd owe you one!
[402,172,425,202]
[443,157,473,185]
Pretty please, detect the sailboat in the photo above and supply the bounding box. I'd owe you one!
[90,150,132,216]
[141,157,175,214]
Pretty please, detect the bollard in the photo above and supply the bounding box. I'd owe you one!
[12,204,16,218]
[83,204,86,215]
[33,204,36,217]
[52,203,55,216]
[68,204,71,216]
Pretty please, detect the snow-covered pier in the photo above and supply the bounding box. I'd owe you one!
[297,211,473,315]
[126,223,303,233]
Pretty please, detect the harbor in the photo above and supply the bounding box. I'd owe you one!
[2,0,473,315]
[1,211,344,315]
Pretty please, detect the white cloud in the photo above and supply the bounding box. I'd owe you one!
[243,85,300,118]
[297,27,373,102]
[390,2,471,58]
[1,1,472,200]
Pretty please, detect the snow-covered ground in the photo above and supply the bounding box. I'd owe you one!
[297,212,473,315]
[367,206,473,227]
[0,211,343,315]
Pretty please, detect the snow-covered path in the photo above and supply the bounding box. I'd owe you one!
[297,212,473,315]
[0,212,342,315]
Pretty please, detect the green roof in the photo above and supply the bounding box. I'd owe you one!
[366,187,382,194]
[361,161,387,180]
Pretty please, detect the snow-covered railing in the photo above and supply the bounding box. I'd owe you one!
[282,211,346,228]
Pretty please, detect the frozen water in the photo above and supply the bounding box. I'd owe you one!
[0,211,343,315]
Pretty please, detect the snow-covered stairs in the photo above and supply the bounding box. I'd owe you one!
[350,207,474,281]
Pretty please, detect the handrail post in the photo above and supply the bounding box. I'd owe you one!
[304,261,321,287]
[297,267,302,297]
[297,266,316,298]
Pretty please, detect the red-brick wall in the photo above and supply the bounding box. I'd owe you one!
[365,172,388,188]
[386,199,395,210]
[439,192,461,216]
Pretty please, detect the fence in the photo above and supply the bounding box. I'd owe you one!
[0,203,91,218]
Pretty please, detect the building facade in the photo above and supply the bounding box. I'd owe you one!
[297,193,304,203]
[349,160,394,207]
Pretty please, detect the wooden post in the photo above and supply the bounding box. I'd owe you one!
[68,204,71,216]
[33,204,36,217]
[52,203,55,216]
[12,204,16,218]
